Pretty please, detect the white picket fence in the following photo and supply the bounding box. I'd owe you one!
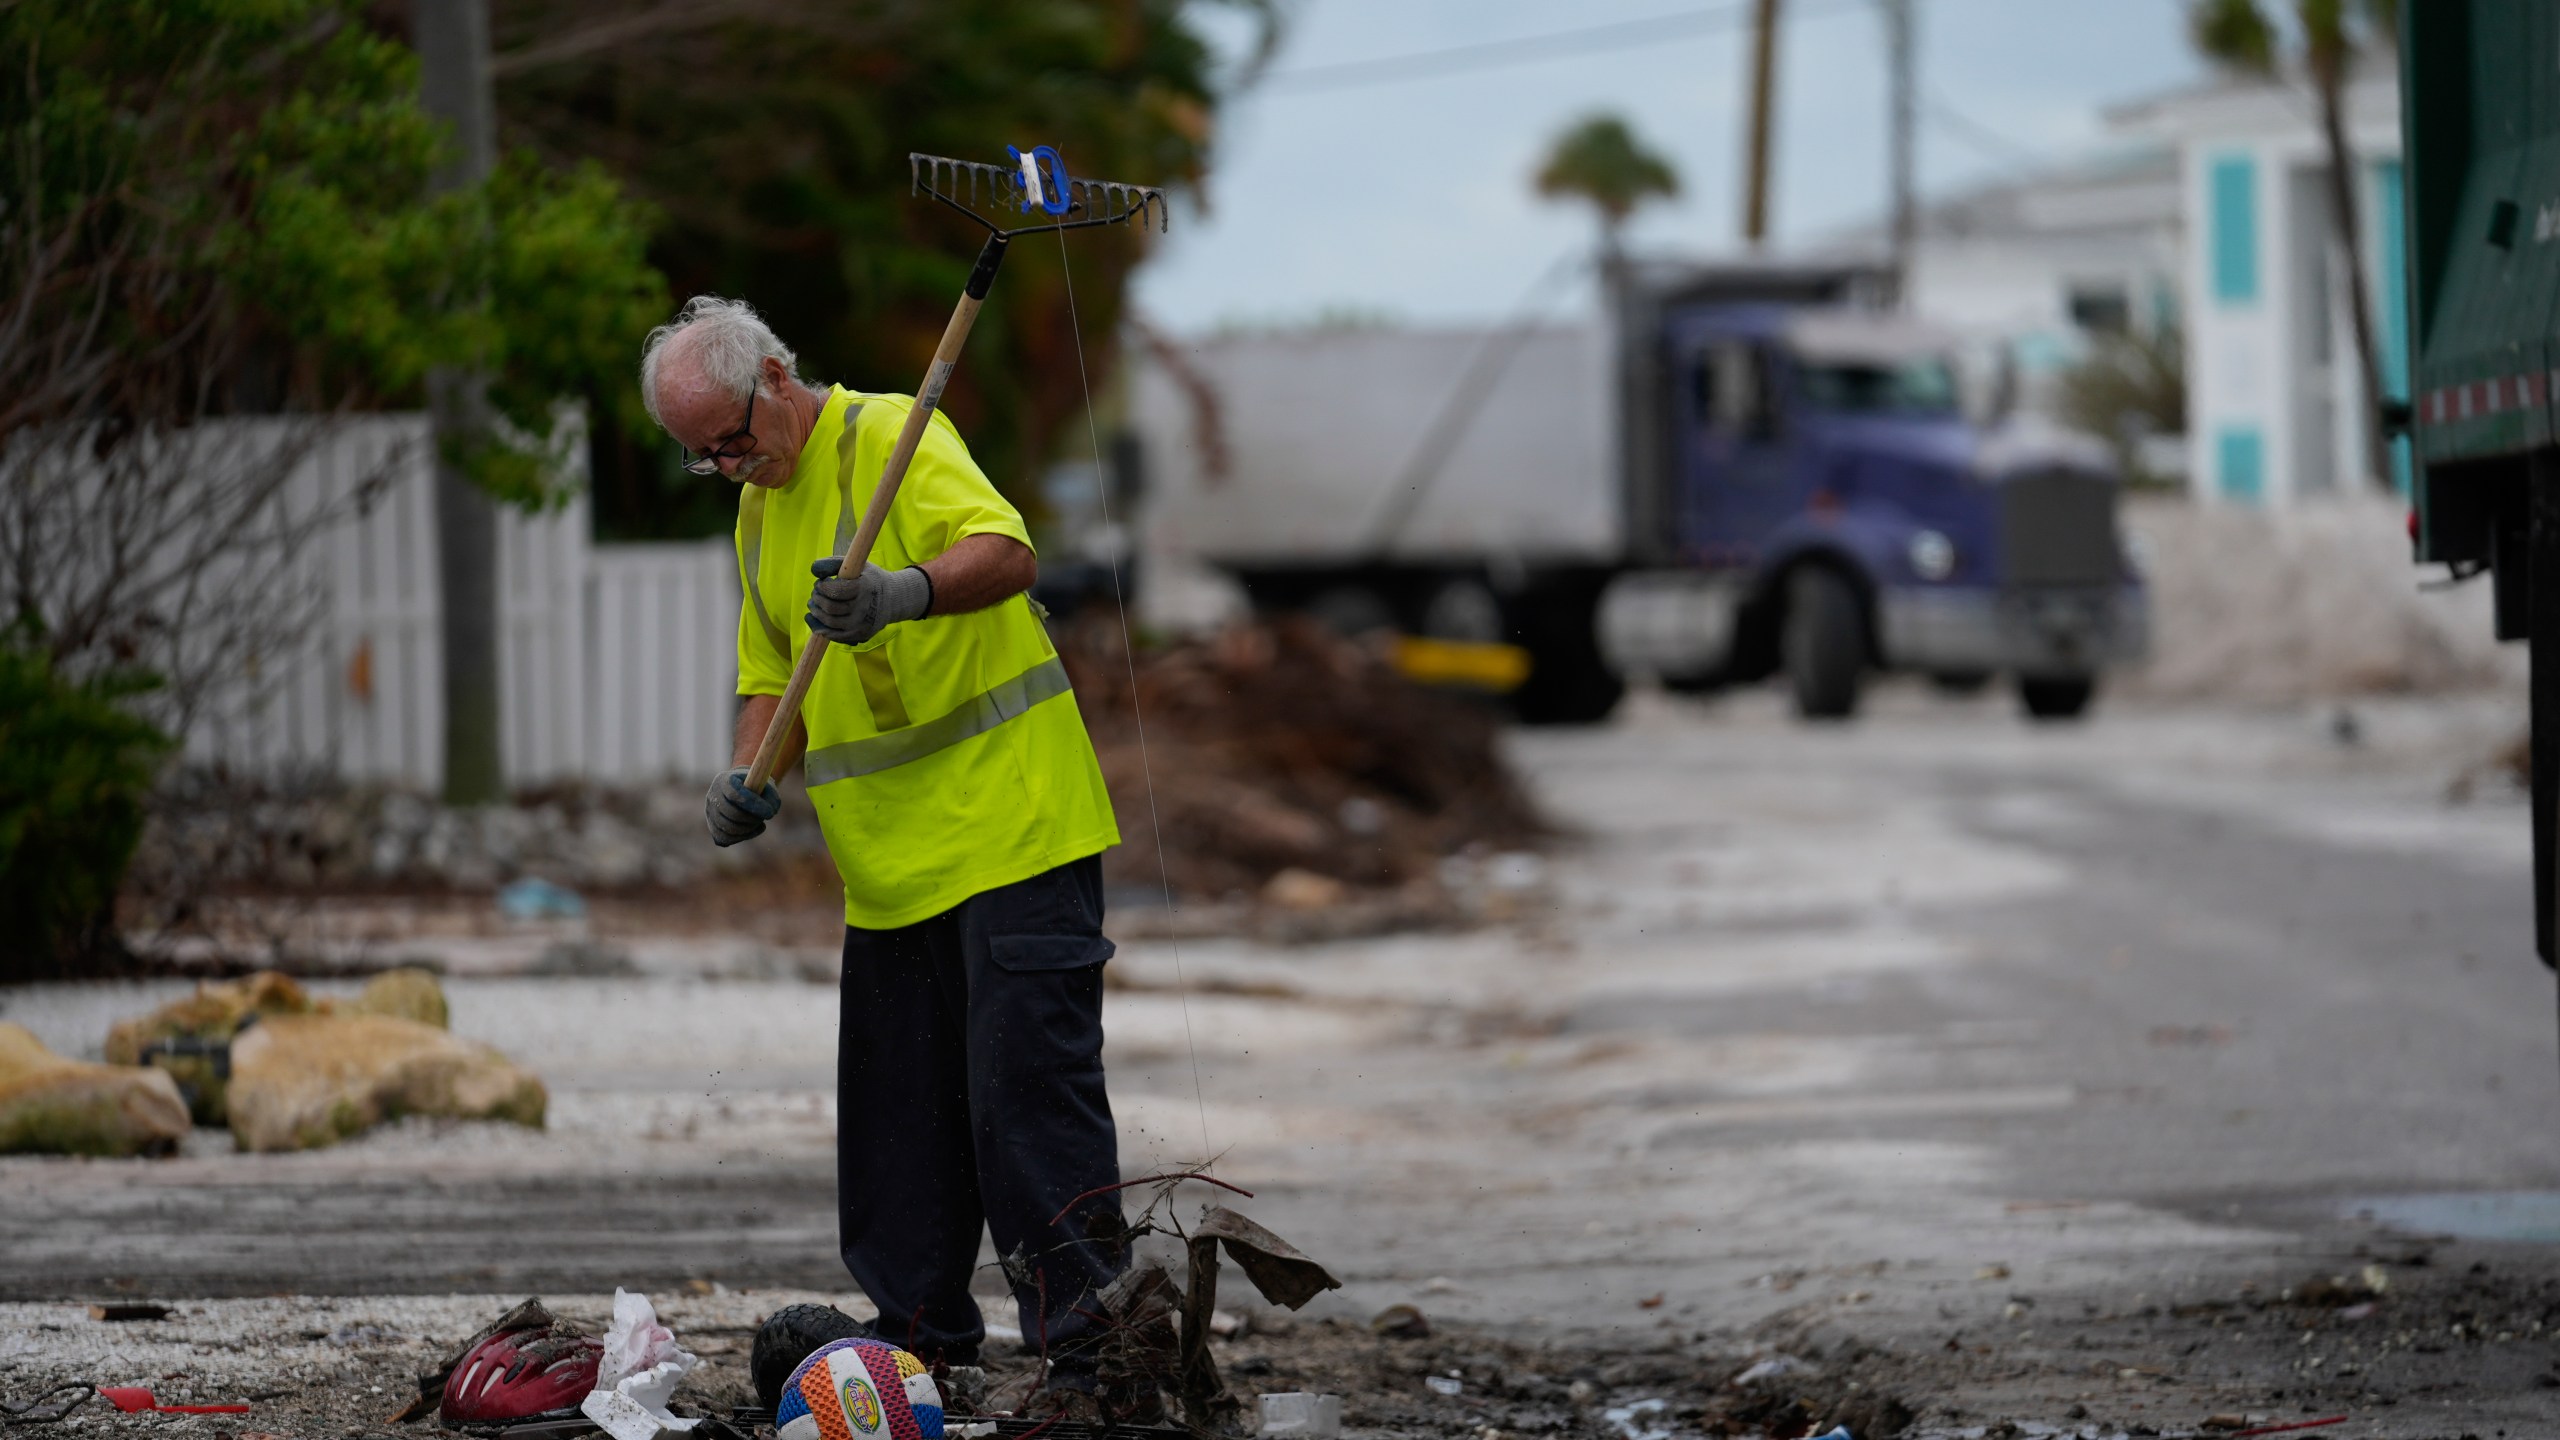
[184,415,738,789]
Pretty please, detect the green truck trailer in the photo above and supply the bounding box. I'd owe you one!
[2402,1,2560,966]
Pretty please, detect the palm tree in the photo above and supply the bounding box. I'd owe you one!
[2189,0,2399,493]
[1534,113,1681,276]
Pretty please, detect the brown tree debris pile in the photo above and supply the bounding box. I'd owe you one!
[1059,617,1547,903]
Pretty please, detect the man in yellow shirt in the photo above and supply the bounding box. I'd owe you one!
[639,295,1126,1402]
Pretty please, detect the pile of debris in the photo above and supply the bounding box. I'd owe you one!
[1061,617,1547,903]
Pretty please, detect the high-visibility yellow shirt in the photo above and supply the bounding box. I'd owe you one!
[733,385,1120,929]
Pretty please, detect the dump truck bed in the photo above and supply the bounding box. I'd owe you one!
[1130,326,1622,569]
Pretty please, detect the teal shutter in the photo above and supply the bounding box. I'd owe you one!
[2217,425,2265,503]
[2210,154,2259,306]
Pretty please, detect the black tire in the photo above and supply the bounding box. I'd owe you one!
[752,1304,873,1410]
[1303,585,1398,638]
[2017,674,2097,721]
[1929,671,1993,696]
[1783,567,1863,720]
[1510,582,1625,726]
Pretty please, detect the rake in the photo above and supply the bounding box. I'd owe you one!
[740,148,1168,794]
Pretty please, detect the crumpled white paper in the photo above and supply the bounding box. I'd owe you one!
[580,1289,701,1440]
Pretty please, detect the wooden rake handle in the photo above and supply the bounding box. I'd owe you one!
[743,233,1011,793]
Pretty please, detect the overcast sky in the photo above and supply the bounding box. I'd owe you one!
[1128,0,2210,332]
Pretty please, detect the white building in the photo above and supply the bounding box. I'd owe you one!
[2110,63,2408,504]
[1895,147,2182,366]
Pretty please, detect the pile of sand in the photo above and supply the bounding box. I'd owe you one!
[2119,492,2521,704]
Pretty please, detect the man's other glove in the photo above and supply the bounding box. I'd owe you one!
[806,558,931,647]
[705,766,782,847]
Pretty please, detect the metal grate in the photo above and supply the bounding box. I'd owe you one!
[1998,470,2122,588]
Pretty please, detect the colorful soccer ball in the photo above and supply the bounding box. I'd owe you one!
[775,1337,944,1440]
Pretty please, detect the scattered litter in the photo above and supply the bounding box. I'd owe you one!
[1600,1397,1672,1440]
[2337,1301,2376,1321]
[1975,1263,2011,1281]
[1208,1309,1245,1338]
[1263,867,1347,911]
[97,1386,248,1415]
[88,1303,171,1322]
[1733,1356,1810,1388]
[1804,1429,1853,1440]
[1424,1375,1463,1397]
[1369,1303,1431,1339]
[2229,1419,2346,1438]
[1636,1293,1665,1309]
[1257,1391,1341,1438]
[0,1383,98,1425]
[499,877,588,922]
[582,1288,700,1440]
[2359,1262,2391,1294]
[1197,1207,1344,1310]
[399,1298,600,1427]
[750,1304,872,1411]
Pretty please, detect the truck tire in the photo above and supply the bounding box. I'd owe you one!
[1510,584,1625,726]
[1303,585,1397,637]
[1783,567,1863,720]
[2017,674,2097,721]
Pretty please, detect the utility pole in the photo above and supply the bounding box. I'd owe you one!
[1741,0,1782,248]
[1882,0,1916,302]
[412,0,505,805]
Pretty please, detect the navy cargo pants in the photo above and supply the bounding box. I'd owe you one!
[836,854,1125,1379]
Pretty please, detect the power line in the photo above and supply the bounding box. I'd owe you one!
[1923,91,2055,176]
[1255,0,1870,94]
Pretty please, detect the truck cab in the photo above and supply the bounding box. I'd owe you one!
[1601,285,2150,719]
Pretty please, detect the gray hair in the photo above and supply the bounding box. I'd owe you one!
[639,295,800,428]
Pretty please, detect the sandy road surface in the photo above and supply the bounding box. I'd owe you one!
[7,687,2560,1436]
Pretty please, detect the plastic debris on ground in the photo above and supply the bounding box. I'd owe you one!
[500,876,589,922]
[582,1289,701,1440]
[1367,1303,1430,1339]
[1423,1375,1462,1397]
[1255,1391,1341,1438]
[1601,1397,1675,1440]
[1732,1355,1812,1387]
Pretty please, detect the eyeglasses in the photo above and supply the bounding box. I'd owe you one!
[678,389,758,475]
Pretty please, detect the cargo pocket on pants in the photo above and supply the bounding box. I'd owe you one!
[988,932,1115,972]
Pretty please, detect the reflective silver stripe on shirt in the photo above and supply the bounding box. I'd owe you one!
[803,653,1073,787]
[736,487,791,658]
[833,401,865,553]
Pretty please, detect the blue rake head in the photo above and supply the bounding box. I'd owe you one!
[908,148,1169,236]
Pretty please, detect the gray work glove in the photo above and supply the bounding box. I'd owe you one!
[806,558,932,648]
[705,766,781,848]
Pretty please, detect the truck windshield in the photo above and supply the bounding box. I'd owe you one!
[1797,357,1960,416]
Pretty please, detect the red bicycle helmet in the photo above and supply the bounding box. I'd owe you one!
[437,1321,602,1427]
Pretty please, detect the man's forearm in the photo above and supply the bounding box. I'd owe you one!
[732,692,808,774]
[919,533,1038,616]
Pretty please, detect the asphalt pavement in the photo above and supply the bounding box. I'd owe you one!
[6,683,2557,1367]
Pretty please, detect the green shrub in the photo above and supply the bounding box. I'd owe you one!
[0,645,170,979]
